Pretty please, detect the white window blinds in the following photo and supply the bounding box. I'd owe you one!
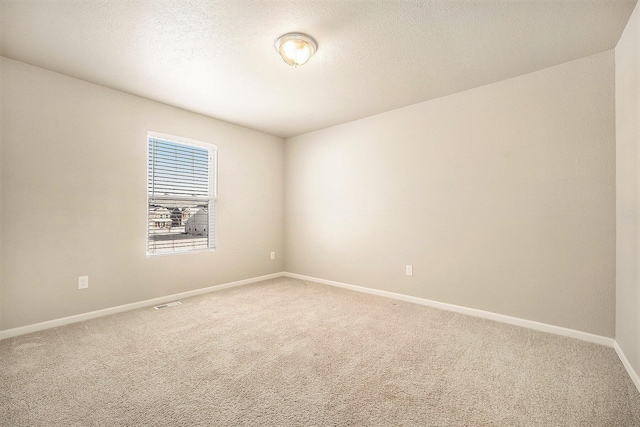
[147,133,217,255]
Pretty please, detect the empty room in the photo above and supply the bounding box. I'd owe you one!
[2,0,640,425]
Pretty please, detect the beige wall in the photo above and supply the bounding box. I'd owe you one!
[616,2,640,377]
[0,57,285,331]
[285,51,616,337]
[0,48,621,340]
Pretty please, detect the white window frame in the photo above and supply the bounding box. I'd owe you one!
[146,131,217,256]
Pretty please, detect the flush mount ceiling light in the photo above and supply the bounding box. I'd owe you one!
[275,33,317,67]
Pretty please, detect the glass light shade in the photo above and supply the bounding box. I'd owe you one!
[275,33,317,67]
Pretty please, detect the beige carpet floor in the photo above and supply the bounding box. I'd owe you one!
[1,277,639,426]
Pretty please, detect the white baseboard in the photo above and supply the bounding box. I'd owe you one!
[0,270,618,350]
[614,341,640,394]
[4,270,637,393]
[283,272,614,348]
[0,272,283,341]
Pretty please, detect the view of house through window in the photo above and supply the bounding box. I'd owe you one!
[147,132,217,255]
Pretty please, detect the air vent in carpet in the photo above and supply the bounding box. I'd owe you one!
[154,301,182,310]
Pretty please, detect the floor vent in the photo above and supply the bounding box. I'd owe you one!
[154,301,182,310]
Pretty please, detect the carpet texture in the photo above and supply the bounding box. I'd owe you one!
[1,277,639,426]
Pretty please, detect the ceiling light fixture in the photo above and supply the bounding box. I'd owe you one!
[275,33,317,67]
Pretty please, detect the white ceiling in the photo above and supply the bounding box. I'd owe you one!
[1,0,636,138]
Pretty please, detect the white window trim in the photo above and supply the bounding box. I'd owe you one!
[146,131,218,256]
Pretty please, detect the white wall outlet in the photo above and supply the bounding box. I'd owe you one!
[405,265,413,276]
[78,276,89,289]
[270,251,276,260]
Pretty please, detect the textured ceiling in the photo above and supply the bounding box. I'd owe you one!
[1,0,637,138]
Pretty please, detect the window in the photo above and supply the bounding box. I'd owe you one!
[147,132,217,255]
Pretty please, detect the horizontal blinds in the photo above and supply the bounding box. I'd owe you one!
[147,136,216,254]
[148,138,210,198]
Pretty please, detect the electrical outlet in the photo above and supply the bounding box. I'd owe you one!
[78,276,89,289]
[270,251,276,260]
[405,265,413,276]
